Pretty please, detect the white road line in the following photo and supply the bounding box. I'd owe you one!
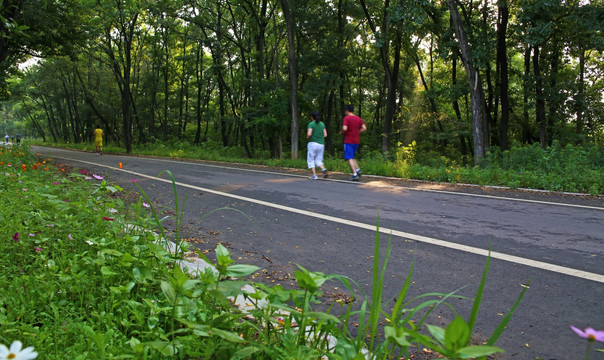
[50,155,604,284]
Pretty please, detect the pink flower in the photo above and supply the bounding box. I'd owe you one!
[54,182,59,185]
[102,217,114,221]
[68,234,73,240]
[12,232,19,242]
[92,174,103,180]
[571,326,604,342]
[80,170,87,174]
[142,202,150,208]
[34,247,42,252]
[131,179,138,183]
[29,233,35,237]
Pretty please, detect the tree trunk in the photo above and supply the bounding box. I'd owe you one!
[533,45,546,148]
[280,0,299,160]
[576,49,585,135]
[448,0,488,165]
[496,0,510,150]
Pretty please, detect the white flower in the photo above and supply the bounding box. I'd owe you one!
[0,340,38,360]
[108,208,118,214]
[85,240,94,246]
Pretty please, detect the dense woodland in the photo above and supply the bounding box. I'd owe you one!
[1,0,602,165]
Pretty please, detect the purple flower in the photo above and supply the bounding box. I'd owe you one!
[12,232,19,242]
[571,326,604,342]
[131,179,138,183]
[34,247,42,252]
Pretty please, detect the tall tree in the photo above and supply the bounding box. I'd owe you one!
[280,0,299,159]
[447,0,489,165]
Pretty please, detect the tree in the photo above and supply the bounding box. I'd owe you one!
[280,0,299,159]
[447,0,489,165]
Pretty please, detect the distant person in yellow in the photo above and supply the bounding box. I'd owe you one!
[93,127,103,155]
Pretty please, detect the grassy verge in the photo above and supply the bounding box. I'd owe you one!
[27,139,603,195]
[1,144,532,359]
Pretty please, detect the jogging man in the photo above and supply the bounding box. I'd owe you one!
[339,105,366,181]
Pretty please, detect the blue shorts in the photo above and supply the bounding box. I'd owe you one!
[344,143,359,160]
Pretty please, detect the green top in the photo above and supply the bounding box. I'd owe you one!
[307,121,325,145]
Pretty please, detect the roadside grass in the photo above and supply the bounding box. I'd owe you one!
[1,145,529,359]
[27,139,603,195]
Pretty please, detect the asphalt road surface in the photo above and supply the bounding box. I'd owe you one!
[34,146,604,360]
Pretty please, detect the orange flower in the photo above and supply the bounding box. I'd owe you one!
[61,168,65,172]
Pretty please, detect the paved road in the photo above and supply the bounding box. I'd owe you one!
[35,147,604,360]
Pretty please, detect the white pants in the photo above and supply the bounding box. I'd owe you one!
[307,142,325,168]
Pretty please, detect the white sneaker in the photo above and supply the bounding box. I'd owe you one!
[309,175,318,180]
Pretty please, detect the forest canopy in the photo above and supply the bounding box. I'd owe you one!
[1,0,603,164]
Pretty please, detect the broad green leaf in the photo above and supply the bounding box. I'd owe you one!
[146,341,177,356]
[445,316,470,351]
[208,327,245,343]
[132,266,152,283]
[101,266,118,276]
[384,326,411,347]
[160,280,177,305]
[426,324,446,345]
[215,243,233,267]
[225,264,260,278]
[231,346,262,360]
[456,345,504,358]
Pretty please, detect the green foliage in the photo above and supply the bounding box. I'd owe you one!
[0,145,532,359]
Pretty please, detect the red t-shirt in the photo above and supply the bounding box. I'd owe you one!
[343,115,365,144]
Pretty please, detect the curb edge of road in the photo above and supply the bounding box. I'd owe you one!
[33,145,603,200]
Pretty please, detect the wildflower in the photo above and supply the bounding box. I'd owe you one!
[142,202,150,208]
[53,182,59,185]
[92,174,103,180]
[12,233,19,242]
[28,234,35,237]
[102,217,114,221]
[571,326,604,342]
[131,179,138,183]
[68,234,73,240]
[80,170,87,174]
[84,176,92,180]
[85,240,94,246]
[22,188,27,192]
[0,340,38,359]
[108,208,118,214]
[46,224,54,227]
[34,247,42,252]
